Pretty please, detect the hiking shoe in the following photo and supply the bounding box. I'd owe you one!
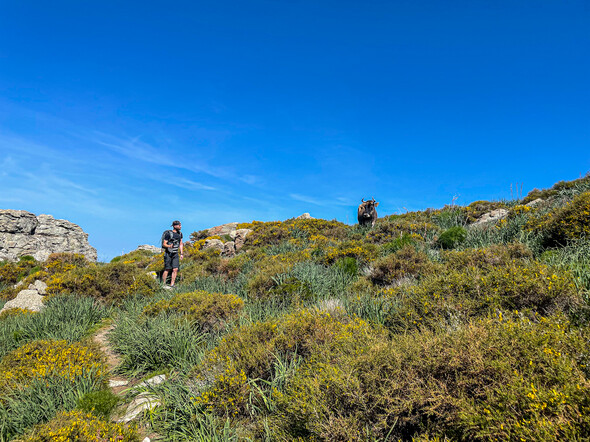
[163,285,173,290]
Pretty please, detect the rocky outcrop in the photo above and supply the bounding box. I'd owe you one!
[0,210,96,262]
[132,245,162,254]
[473,209,509,226]
[207,222,239,238]
[201,226,252,257]
[296,213,314,220]
[0,279,48,314]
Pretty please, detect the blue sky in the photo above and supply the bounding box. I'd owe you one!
[1,1,589,261]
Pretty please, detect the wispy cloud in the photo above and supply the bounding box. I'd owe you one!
[290,193,353,207]
[90,132,240,181]
[174,178,216,191]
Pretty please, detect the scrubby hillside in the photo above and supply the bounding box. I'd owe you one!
[1,175,590,441]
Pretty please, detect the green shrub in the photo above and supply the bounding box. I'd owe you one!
[143,290,244,331]
[442,242,532,271]
[528,191,590,248]
[76,389,120,419]
[269,315,590,441]
[23,410,139,442]
[384,261,580,332]
[110,249,160,269]
[370,245,436,286]
[437,226,467,249]
[192,309,385,418]
[380,233,417,255]
[333,257,358,277]
[46,261,158,304]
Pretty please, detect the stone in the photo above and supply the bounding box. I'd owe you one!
[118,392,160,423]
[234,229,252,251]
[202,238,224,252]
[473,209,509,226]
[28,280,47,295]
[138,374,167,388]
[109,379,129,388]
[207,222,239,238]
[133,245,162,254]
[525,198,544,207]
[0,210,97,262]
[296,213,314,220]
[143,438,151,442]
[222,241,236,258]
[0,289,45,314]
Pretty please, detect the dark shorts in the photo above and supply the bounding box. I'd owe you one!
[164,252,179,270]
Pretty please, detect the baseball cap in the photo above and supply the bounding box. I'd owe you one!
[172,220,181,226]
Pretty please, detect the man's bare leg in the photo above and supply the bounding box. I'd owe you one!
[162,270,170,285]
[170,268,178,287]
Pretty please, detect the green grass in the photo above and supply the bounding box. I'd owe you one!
[0,294,109,358]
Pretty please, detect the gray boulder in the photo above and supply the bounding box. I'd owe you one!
[133,245,161,254]
[208,222,239,238]
[0,210,97,262]
[202,239,224,252]
[0,289,45,314]
[234,229,252,251]
[473,209,509,226]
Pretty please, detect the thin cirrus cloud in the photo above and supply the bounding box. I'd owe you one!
[290,193,351,207]
[89,132,243,182]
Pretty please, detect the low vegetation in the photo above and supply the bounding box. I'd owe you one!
[1,175,590,441]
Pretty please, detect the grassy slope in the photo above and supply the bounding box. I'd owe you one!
[1,175,590,441]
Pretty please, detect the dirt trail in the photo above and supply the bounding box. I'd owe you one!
[92,324,129,395]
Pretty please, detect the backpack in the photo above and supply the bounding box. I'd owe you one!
[161,230,175,253]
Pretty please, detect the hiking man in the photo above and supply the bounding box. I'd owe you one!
[162,220,184,288]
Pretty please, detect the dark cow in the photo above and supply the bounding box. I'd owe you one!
[358,198,379,227]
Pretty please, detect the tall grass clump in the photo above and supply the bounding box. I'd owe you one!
[0,294,108,359]
[109,312,207,376]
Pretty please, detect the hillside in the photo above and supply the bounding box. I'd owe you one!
[1,176,590,441]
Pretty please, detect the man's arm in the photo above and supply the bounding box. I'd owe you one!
[179,237,184,258]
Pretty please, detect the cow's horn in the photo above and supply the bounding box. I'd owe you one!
[371,197,375,202]
[361,198,365,203]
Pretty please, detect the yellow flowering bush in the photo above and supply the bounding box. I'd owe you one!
[192,309,384,417]
[528,191,590,247]
[442,242,532,271]
[46,261,158,304]
[143,290,244,331]
[270,315,590,441]
[45,253,89,275]
[384,261,580,332]
[24,410,139,442]
[320,240,378,264]
[370,245,437,285]
[0,307,37,321]
[366,216,440,244]
[0,339,106,392]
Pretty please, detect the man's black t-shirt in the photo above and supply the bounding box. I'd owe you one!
[164,230,183,253]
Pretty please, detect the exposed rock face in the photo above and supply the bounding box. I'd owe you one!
[296,213,314,220]
[207,222,239,238]
[525,198,544,207]
[203,238,224,252]
[0,210,97,262]
[234,229,252,251]
[473,209,509,226]
[0,288,45,314]
[133,245,162,254]
[201,227,252,257]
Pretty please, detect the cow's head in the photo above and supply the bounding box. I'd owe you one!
[358,198,379,223]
